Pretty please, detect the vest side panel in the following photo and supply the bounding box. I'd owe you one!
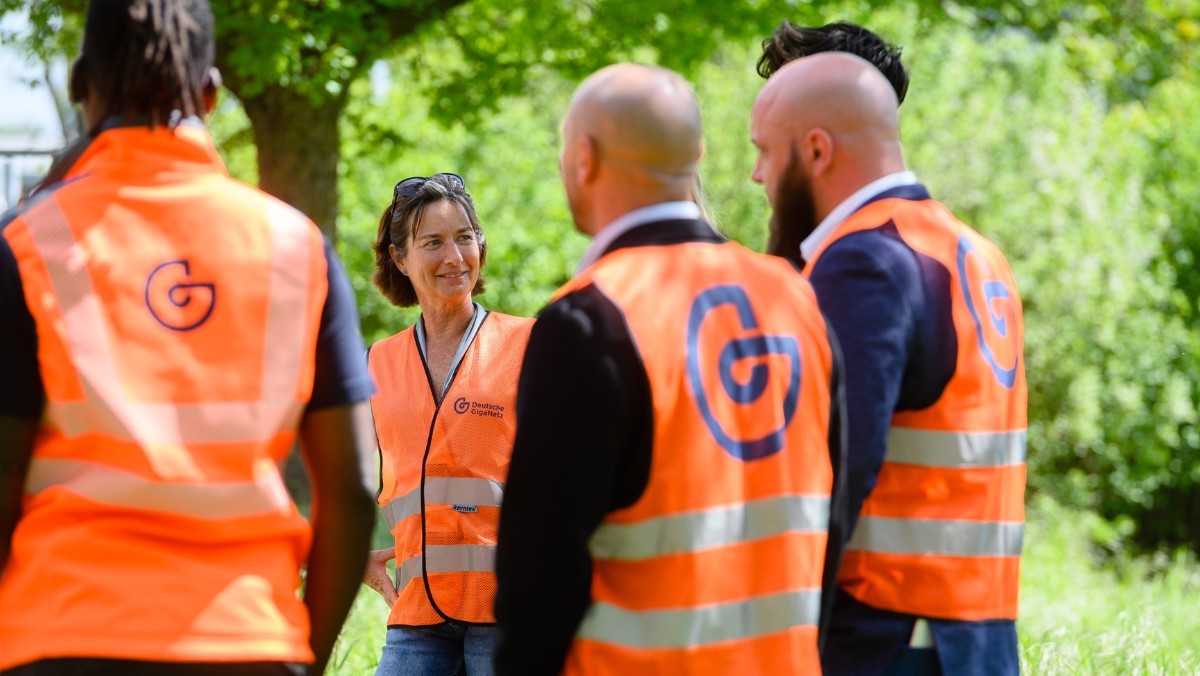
[422,313,531,623]
[369,328,442,625]
[809,198,1027,622]
[1,216,85,402]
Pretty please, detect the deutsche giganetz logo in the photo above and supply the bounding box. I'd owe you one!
[685,285,802,462]
[453,396,506,419]
[144,260,216,331]
[957,236,1019,388]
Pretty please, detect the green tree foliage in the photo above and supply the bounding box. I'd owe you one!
[3,0,865,236]
[898,23,1200,549]
[953,0,1199,102]
[16,0,1190,239]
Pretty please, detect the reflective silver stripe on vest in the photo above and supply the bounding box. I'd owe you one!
[26,198,312,458]
[395,544,497,590]
[575,589,821,649]
[589,494,830,561]
[380,477,506,529]
[25,457,293,520]
[846,516,1023,557]
[886,428,1026,468]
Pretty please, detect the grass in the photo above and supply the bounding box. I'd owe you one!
[328,589,391,675]
[1018,497,1200,674]
[328,498,1200,674]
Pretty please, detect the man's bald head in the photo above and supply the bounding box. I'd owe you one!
[566,63,702,184]
[561,63,704,236]
[755,51,900,151]
[750,52,908,262]
[751,52,906,230]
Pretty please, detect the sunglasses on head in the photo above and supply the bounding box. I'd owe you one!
[393,173,466,199]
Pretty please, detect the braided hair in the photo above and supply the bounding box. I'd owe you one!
[77,0,216,127]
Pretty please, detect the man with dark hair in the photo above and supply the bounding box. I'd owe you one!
[758,20,909,104]
[752,52,1026,676]
[0,1,377,674]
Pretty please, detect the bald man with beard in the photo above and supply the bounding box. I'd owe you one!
[751,53,1027,676]
[494,63,850,675]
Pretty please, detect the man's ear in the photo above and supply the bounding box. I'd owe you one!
[804,127,835,178]
[201,67,222,116]
[69,56,88,104]
[577,134,598,184]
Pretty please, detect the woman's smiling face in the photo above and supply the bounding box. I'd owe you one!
[395,200,481,308]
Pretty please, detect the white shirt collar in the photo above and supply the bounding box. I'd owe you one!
[799,171,919,262]
[576,201,704,274]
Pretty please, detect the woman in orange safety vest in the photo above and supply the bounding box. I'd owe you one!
[362,173,533,676]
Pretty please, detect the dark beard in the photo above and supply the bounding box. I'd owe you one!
[767,151,818,269]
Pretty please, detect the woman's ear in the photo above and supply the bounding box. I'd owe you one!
[388,243,406,275]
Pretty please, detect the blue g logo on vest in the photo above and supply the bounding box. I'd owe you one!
[957,236,1018,388]
[145,260,215,331]
[685,285,801,461]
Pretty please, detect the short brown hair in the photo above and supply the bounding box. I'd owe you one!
[372,174,487,308]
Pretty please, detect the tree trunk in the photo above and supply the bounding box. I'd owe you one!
[240,86,346,240]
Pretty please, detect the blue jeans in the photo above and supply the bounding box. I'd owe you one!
[375,623,498,676]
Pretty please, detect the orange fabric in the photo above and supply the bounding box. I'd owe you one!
[0,125,328,669]
[0,221,83,401]
[557,241,834,674]
[860,464,1027,522]
[805,196,1027,621]
[369,312,533,625]
[591,533,828,610]
[565,626,820,676]
[838,551,1022,621]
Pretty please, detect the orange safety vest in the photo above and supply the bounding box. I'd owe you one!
[804,195,1027,622]
[0,125,328,669]
[368,312,533,626]
[557,240,835,674]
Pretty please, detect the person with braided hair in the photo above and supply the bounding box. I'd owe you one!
[0,1,378,674]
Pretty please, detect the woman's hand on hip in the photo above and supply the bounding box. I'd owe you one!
[363,547,399,605]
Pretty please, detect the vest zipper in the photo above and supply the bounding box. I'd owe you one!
[416,313,491,624]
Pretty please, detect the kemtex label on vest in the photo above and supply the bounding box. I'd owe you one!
[452,504,479,513]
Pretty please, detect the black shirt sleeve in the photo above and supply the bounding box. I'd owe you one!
[305,239,375,411]
[494,285,654,676]
[0,213,45,420]
[817,320,850,655]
